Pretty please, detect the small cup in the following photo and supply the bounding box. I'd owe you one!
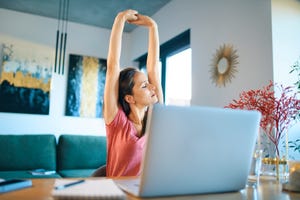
[249,150,263,179]
[283,160,300,192]
[288,160,300,188]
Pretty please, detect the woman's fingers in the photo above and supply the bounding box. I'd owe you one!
[124,9,138,21]
[128,14,154,27]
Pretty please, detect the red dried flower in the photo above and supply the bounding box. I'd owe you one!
[225,81,300,157]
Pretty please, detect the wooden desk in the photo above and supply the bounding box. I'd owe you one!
[0,178,300,200]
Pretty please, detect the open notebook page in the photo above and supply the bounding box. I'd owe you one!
[52,179,125,199]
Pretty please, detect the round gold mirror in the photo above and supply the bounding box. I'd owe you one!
[210,44,239,87]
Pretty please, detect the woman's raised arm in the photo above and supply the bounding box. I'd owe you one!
[146,18,163,104]
[129,14,163,103]
[104,10,138,124]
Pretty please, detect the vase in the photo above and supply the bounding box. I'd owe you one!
[258,128,289,182]
[261,156,288,181]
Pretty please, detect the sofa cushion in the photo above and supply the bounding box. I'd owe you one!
[57,134,106,177]
[58,169,97,178]
[0,134,57,171]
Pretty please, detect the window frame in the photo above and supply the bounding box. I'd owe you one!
[135,29,190,102]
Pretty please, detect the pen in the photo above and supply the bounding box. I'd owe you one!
[55,180,85,190]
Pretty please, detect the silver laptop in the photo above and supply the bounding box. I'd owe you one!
[116,104,261,197]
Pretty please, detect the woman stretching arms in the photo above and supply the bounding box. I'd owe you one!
[103,9,163,177]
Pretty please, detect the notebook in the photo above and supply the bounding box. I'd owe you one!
[116,104,261,197]
[52,179,125,199]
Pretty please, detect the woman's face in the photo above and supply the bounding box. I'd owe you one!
[129,71,158,107]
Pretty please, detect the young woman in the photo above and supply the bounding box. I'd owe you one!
[103,9,163,177]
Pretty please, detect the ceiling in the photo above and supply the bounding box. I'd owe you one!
[0,0,171,32]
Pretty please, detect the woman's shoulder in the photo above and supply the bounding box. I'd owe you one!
[106,106,128,127]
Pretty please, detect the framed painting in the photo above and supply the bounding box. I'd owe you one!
[65,54,107,118]
[0,34,53,115]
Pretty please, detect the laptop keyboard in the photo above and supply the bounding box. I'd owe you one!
[114,178,140,195]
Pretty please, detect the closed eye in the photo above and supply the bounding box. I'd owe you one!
[141,81,149,88]
[142,84,147,88]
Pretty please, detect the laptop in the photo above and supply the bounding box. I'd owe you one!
[116,104,261,197]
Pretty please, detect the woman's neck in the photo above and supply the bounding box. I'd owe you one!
[128,107,146,125]
[128,106,148,137]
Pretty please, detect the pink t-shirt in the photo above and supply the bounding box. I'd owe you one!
[106,107,146,177]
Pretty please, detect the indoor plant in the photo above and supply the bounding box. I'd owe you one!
[289,58,300,90]
[225,81,300,180]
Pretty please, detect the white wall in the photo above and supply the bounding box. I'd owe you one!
[272,0,300,87]
[0,8,131,136]
[272,0,300,160]
[0,0,274,136]
[131,0,273,107]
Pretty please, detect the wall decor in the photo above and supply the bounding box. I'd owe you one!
[210,44,239,87]
[65,54,107,118]
[0,34,53,115]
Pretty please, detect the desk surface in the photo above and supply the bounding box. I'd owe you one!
[0,177,300,200]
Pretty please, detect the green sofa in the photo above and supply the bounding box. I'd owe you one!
[0,134,106,179]
[57,134,107,178]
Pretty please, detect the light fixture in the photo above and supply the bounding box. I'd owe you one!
[54,0,69,75]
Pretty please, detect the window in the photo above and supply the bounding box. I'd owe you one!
[136,29,191,106]
[165,48,191,105]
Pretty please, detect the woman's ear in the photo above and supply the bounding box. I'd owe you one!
[124,94,135,104]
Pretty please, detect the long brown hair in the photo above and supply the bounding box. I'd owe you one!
[118,67,137,116]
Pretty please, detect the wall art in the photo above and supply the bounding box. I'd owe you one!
[0,34,53,115]
[65,54,107,118]
[210,44,239,87]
